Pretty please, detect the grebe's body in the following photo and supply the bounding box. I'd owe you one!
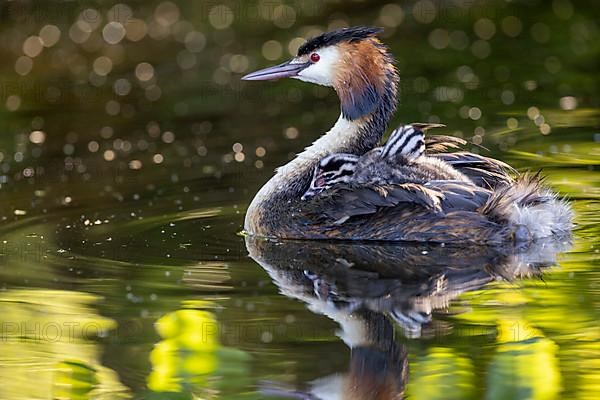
[242,27,572,244]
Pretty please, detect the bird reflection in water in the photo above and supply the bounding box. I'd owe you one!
[246,237,570,400]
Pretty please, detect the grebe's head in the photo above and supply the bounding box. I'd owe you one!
[381,125,427,159]
[242,26,398,120]
[301,153,359,200]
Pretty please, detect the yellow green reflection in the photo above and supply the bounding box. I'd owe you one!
[0,289,129,399]
[148,308,250,397]
[407,347,475,400]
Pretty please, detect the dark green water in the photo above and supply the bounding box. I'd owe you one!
[0,1,598,399]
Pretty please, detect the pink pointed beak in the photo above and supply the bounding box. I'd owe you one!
[241,59,310,81]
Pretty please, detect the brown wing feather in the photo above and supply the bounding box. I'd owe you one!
[424,135,468,153]
[432,152,515,189]
[311,182,445,223]
[424,181,491,211]
[308,179,491,225]
[423,133,514,188]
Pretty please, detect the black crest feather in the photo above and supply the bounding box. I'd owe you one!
[297,26,383,56]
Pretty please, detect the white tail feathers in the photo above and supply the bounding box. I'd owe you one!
[482,174,573,240]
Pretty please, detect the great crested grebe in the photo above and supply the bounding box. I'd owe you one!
[242,26,572,243]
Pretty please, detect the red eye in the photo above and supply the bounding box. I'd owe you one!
[310,53,320,63]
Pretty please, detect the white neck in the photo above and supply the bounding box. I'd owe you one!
[276,114,361,176]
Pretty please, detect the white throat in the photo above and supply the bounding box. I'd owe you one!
[277,114,361,176]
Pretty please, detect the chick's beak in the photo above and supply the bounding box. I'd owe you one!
[241,59,310,81]
[300,191,314,201]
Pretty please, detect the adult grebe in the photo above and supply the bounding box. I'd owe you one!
[242,26,572,243]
